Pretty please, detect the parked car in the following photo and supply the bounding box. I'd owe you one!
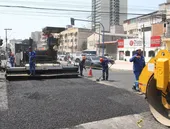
[58,54,66,61]
[85,56,102,69]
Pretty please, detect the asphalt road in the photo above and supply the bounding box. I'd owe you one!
[0,70,167,129]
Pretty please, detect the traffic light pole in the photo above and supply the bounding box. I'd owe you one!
[71,18,105,56]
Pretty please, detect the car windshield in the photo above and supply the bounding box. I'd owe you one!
[91,56,100,60]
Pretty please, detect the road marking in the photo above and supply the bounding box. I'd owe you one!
[63,112,165,129]
[0,78,8,111]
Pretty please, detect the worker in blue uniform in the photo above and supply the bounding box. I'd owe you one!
[10,53,15,67]
[100,57,114,81]
[79,56,86,76]
[29,47,36,76]
[129,48,145,92]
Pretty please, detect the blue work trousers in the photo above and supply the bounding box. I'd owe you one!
[133,71,142,90]
[10,62,14,67]
[29,62,35,75]
[102,67,109,80]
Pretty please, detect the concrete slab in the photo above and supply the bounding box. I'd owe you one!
[63,112,168,129]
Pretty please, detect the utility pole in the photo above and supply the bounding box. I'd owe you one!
[142,24,145,57]
[4,28,12,53]
[98,25,101,56]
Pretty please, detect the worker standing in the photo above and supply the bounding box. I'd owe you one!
[100,57,113,81]
[29,47,36,76]
[79,56,86,76]
[129,48,145,92]
[10,53,15,67]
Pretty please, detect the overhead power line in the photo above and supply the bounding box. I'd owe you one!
[0,1,157,12]
[0,4,149,15]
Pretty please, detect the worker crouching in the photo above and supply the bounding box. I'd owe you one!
[79,56,86,76]
[29,47,36,76]
[100,58,113,81]
[10,53,15,67]
[129,48,145,92]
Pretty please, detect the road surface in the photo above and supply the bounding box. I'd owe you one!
[0,70,168,129]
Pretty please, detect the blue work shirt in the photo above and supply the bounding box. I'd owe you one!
[29,51,36,63]
[10,56,15,63]
[101,59,111,70]
[129,53,145,72]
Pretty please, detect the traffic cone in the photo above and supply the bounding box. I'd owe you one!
[88,67,93,77]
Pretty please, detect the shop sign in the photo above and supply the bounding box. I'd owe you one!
[150,36,161,47]
[118,39,124,48]
[124,39,143,47]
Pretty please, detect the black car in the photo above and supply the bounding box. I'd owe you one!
[85,56,102,69]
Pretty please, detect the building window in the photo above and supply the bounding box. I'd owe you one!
[132,51,136,56]
[148,51,155,57]
[125,51,130,56]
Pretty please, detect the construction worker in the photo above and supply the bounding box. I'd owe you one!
[129,48,145,92]
[29,47,36,76]
[79,56,86,76]
[100,57,113,81]
[10,53,15,67]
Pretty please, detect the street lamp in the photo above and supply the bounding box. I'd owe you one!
[70,18,105,56]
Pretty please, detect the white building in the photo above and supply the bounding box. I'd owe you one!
[9,39,23,54]
[119,7,165,62]
[92,0,127,32]
[87,32,134,59]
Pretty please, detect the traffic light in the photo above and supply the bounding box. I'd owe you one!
[71,18,75,25]
[0,39,3,46]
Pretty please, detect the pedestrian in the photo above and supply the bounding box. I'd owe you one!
[29,47,36,76]
[129,48,145,92]
[100,57,114,81]
[79,56,86,76]
[10,53,15,67]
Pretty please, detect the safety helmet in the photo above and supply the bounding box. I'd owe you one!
[82,56,86,60]
[136,47,142,51]
[100,58,104,62]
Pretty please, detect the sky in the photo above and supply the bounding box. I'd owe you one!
[0,0,167,40]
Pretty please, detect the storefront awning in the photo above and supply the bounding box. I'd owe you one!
[96,40,118,45]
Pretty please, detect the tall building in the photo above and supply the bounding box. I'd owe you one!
[92,0,127,32]
[31,31,42,48]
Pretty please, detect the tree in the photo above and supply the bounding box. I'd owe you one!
[82,41,87,50]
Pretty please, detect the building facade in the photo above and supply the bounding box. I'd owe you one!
[87,33,134,59]
[118,2,168,62]
[91,0,127,32]
[58,28,92,53]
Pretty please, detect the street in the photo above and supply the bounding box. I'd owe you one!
[0,70,168,129]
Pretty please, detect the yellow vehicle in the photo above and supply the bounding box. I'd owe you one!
[139,38,170,126]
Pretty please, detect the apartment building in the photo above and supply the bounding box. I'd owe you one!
[58,27,92,53]
[92,0,127,32]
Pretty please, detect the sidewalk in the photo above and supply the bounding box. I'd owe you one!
[60,60,133,71]
[109,60,133,71]
[0,72,8,111]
